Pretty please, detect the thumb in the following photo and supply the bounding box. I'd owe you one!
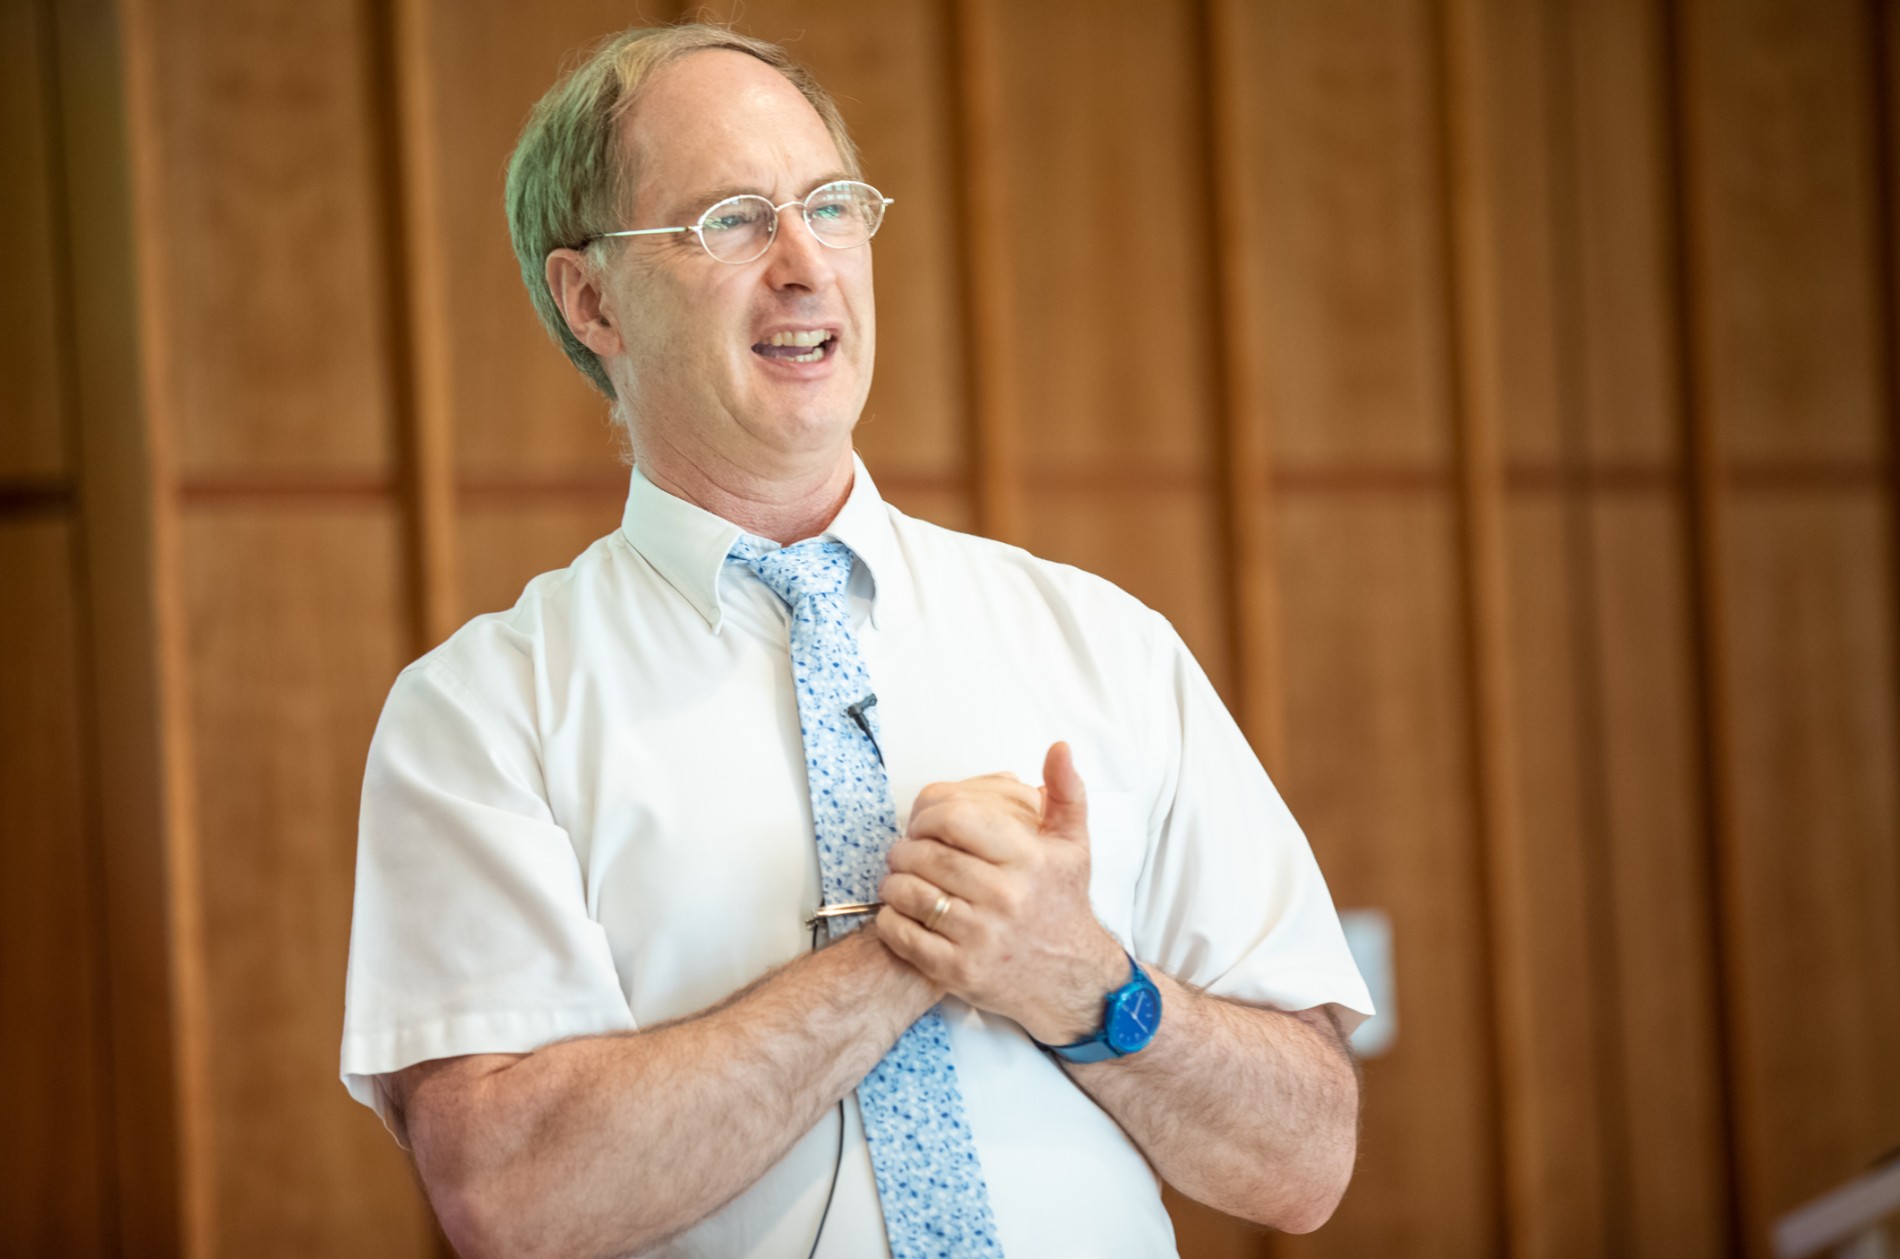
[1039,741,1089,843]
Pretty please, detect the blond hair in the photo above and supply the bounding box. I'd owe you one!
[505,24,862,398]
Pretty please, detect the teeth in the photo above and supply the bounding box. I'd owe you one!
[783,346,825,363]
[767,329,830,347]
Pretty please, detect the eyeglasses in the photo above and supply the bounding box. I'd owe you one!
[584,179,894,265]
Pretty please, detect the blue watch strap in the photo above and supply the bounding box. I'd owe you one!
[1036,951,1161,1063]
[1044,1036,1123,1064]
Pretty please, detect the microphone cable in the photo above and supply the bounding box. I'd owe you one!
[805,916,846,1259]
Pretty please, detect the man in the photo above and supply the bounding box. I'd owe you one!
[341,23,1373,1259]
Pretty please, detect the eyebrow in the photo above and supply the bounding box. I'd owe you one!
[662,171,854,224]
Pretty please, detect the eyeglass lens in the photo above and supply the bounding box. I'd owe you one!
[697,181,886,264]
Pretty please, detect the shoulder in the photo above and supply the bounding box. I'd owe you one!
[884,505,1169,641]
[389,530,630,713]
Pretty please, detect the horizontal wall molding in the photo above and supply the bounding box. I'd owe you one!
[0,480,75,518]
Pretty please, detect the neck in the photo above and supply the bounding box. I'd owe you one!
[633,437,857,545]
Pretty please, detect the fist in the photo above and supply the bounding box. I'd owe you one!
[876,742,1126,1045]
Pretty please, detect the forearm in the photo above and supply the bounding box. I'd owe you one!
[1064,971,1359,1233]
[403,928,938,1259]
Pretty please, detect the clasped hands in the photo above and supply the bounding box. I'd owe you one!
[875,741,1129,1047]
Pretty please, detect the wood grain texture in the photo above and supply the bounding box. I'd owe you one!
[1678,0,1888,466]
[1439,0,1601,1250]
[0,0,67,482]
[1566,1,1734,1248]
[181,507,437,1258]
[981,0,1229,721]
[1275,497,1502,1258]
[989,0,1217,473]
[0,520,112,1256]
[1719,493,1900,1218]
[61,0,200,1249]
[1675,0,1900,1246]
[407,0,670,480]
[388,0,462,649]
[1590,498,1731,1257]
[1494,498,1614,1256]
[1229,0,1453,471]
[1203,0,1282,774]
[950,0,1025,543]
[143,0,397,477]
[1444,0,1566,470]
[1565,0,1683,469]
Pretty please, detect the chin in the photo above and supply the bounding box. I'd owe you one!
[776,411,861,457]
[760,391,866,446]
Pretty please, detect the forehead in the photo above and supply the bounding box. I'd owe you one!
[622,49,843,212]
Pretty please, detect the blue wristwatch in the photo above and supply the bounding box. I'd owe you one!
[1037,951,1163,1063]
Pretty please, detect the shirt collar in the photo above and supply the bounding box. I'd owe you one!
[617,452,911,633]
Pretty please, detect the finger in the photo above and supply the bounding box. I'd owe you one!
[1039,741,1090,845]
[876,904,961,986]
[886,839,1008,907]
[906,796,1036,862]
[878,872,976,944]
[910,773,1033,814]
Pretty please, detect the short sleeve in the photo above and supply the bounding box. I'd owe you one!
[1130,617,1375,1033]
[339,658,634,1126]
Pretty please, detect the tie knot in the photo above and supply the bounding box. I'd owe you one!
[729,536,855,606]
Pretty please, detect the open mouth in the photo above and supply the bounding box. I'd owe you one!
[753,328,837,365]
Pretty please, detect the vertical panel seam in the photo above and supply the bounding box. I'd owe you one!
[99,0,218,1246]
[1656,0,1753,1249]
[1542,0,1633,1249]
[36,0,124,1248]
[1426,0,1515,1250]
[1863,0,1900,1072]
[369,0,459,653]
[1198,0,1282,772]
[946,0,1022,543]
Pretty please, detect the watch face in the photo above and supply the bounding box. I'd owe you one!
[1106,984,1161,1053]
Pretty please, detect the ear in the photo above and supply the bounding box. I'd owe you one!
[545,247,624,358]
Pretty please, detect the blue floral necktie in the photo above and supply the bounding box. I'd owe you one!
[729,536,1004,1259]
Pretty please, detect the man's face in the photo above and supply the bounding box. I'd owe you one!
[597,50,876,476]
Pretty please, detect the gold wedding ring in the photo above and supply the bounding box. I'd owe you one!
[924,892,953,933]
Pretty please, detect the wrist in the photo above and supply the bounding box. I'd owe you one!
[1022,930,1130,1045]
[859,920,949,1006]
[1033,948,1165,1063]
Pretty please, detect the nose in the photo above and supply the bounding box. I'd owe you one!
[759,205,834,291]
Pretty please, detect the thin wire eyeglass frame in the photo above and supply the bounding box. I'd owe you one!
[582,179,894,265]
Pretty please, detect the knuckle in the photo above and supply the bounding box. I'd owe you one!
[997,884,1028,920]
[944,799,989,836]
[898,843,935,881]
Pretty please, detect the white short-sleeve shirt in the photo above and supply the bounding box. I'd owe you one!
[341,455,1373,1258]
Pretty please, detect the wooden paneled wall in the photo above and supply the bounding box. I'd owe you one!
[6,0,1898,1255]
